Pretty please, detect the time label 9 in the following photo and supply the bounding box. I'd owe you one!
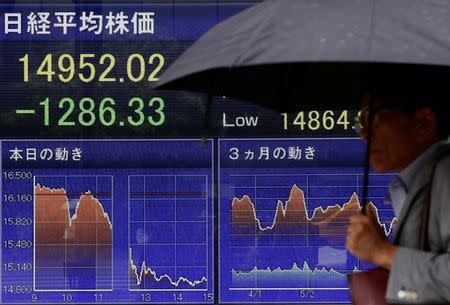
[19,53,164,83]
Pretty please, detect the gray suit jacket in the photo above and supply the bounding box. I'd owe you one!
[387,143,450,304]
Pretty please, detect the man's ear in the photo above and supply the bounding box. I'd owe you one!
[415,107,438,139]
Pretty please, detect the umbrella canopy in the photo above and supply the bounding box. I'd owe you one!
[156,0,450,111]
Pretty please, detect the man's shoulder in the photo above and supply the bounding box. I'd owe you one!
[434,144,450,179]
[407,142,450,192]
[434,142,450,168]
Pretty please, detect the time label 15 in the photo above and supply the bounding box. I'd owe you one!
[18,96,166,127]
[19,53,164,83]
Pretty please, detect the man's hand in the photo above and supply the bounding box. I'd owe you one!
[346,206,398,269]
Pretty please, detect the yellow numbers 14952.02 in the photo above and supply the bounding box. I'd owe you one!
[19,53,164,83]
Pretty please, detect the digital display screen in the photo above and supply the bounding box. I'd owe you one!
[0,2,396,304]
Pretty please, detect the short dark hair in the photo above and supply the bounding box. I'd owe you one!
[367,64,450,139]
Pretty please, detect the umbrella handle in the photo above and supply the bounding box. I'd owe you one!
[360,93,375,214]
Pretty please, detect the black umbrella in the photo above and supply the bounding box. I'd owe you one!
[157,0,450,111]
[155,0,450,210]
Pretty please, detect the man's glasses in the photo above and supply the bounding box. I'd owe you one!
[353,111,365,133]
[353,104,402,133]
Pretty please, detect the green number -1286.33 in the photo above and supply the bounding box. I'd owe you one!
[39,96,165,127]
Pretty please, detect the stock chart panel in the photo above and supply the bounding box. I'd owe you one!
[1,140,214,303]
[0,1,398,305]
[219,138,396,303]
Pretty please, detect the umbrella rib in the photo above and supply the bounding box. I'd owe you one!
[367,0,378,60]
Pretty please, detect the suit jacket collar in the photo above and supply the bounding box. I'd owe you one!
[393,142,450,242]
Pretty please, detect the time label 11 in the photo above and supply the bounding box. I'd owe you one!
[16,97,165,127]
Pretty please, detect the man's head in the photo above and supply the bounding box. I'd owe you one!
[356,87,449,173]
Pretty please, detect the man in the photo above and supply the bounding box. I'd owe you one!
[346,87,450,303]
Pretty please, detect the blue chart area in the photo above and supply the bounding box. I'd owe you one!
[1,139,213,304]
[34,175,113,291]
[128,175,211,292]
[219,139,396,303]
